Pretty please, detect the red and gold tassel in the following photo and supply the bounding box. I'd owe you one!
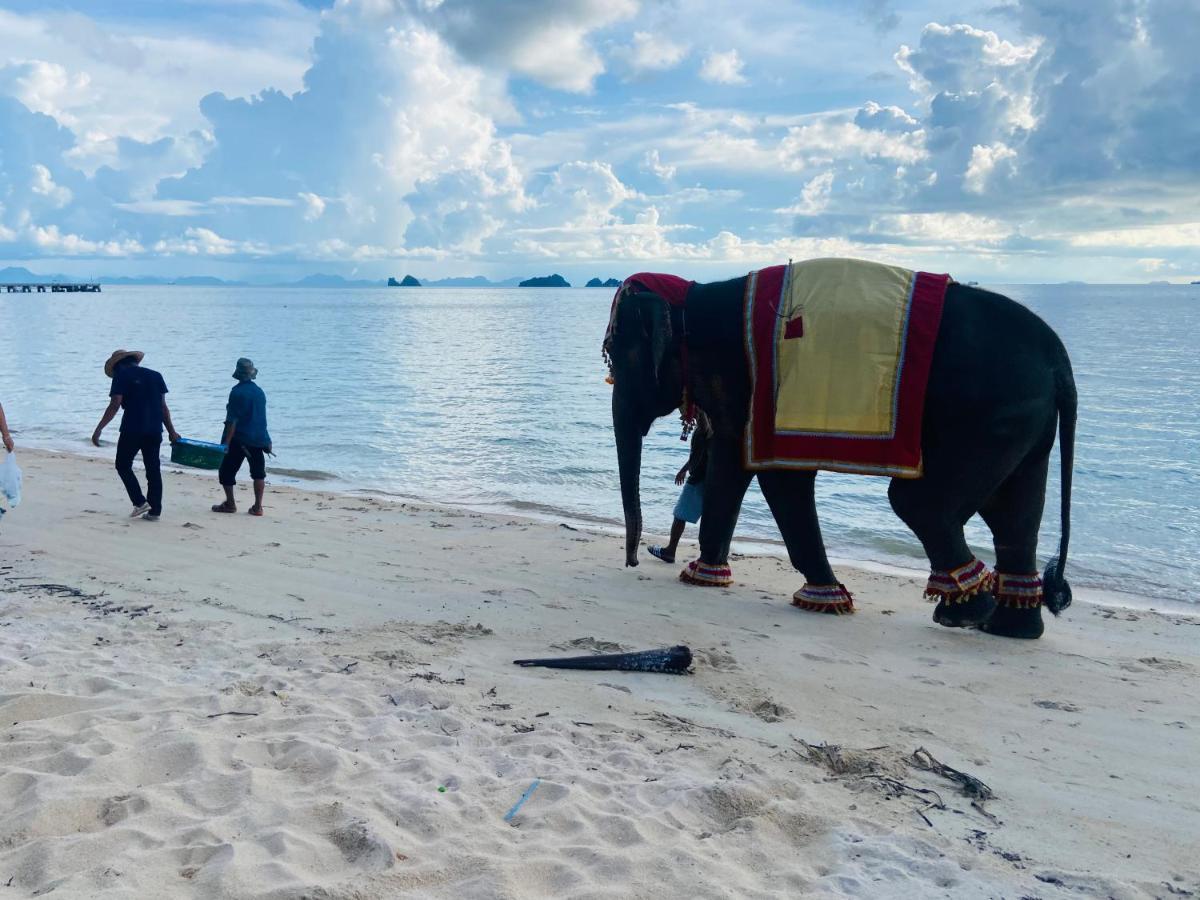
[792,583,855,614]
[994,572,1043,609]
[680,559,733,587]
[924,558,995,605]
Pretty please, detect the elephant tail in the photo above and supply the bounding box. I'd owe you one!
[1043,347,1076,615]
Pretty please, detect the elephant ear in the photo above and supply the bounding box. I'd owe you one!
[629,291,673,387]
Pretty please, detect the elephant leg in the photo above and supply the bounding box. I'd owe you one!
[681,435,752,586]
[889,466,1001,629]
[758,470,852,613]
[978,446,1053,640]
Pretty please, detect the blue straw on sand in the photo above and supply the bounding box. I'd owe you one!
[503,779,542,822]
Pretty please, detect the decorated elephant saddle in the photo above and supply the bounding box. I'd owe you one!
[744,258,951,478]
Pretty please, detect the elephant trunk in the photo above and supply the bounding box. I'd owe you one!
[613,406,644,567]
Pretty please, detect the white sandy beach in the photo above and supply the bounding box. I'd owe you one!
[1,448,1198,899]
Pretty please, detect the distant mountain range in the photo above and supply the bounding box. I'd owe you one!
[422,275,526,287]
[1,266,253,286]
[2,265,617,288]
[0,266,75,284]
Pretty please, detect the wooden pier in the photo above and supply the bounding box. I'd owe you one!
[2,283,101,293]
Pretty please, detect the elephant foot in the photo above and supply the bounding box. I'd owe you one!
[679,559,733,587]
[925,558,996,628]
[980,572,1045,639]
[932,591,997,628]
[792,583,855,614]
[980,605,1044,639]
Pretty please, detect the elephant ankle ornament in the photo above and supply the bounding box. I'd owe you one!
[605,259,1077,640]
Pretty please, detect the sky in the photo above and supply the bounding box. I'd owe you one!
[1,0,1198,284]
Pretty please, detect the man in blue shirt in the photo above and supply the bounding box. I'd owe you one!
[213,357,272,517]
[92,350,180,521]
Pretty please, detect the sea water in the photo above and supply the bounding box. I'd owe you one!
[1,283,1196,603]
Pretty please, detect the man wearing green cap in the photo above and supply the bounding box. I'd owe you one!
[212,358,272,517]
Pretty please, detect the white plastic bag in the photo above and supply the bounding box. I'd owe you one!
[1,452,22,508]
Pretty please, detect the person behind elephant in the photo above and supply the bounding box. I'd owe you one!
[1,400,13,453]
[649,412,711,564]
[92,350,180,521]
[1,399,14,527]
[212,358,272,517]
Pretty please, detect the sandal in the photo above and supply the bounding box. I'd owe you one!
[648,545,676,564]
[211,501,236,513]
[247,506,264,517]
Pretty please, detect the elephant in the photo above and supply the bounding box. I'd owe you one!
[605,265,1076,639]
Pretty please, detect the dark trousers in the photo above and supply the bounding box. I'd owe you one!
[219,441,267,486]
[115,432,163,515]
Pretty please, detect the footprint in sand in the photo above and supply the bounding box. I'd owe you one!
[1034,699,1082,712]
[693,647,739,671]
[749,699,792,722]
[1137,657,1192,672]
[100,793,148,826]
[327,820,395,868]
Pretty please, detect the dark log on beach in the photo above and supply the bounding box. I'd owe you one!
[513,645,692,674]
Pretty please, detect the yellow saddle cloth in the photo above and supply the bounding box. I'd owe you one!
[744,258,951,477]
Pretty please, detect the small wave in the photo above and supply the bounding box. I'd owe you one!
[267,466,339,481]
[505,498,622,527]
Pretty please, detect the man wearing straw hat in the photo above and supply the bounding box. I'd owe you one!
[92,350,180,521]
[212,357,272,517]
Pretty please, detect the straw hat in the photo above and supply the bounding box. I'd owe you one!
[104,349,144,378]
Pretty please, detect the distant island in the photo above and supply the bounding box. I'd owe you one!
[586,277,622,288]
[519,274,570,288]
[388,275,421,287]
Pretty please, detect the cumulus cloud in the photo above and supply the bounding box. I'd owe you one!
[1070,222,1200,249]
[153,8,528,256]
[0,60,90,126]
[26,223,144,256]
[777,171,835,215]
[895,22,1039,95]
[406,0,638,92]
[610,31,689,76]
[0,7,311,166]
[699,49,747,85]
[641,149,676,181]
[781,117,927,169]
[963,142,1018,194]
[298,192,326,222]
[868,212,1013,244]
[152,227,270,257]
[854,101,920,133]
[30,164,73,207]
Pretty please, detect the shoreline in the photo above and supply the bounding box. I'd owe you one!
[1,448,1198,897]
[13,442,1177,616]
